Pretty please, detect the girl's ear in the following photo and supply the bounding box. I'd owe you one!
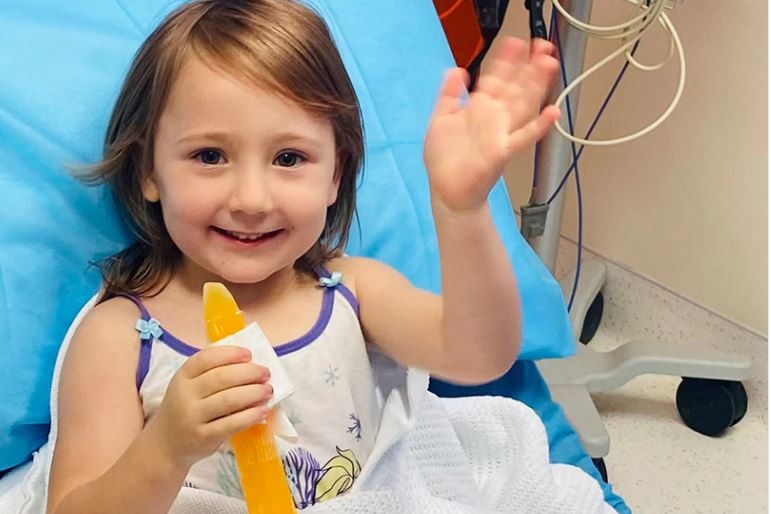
[327,166,342,207]
[142,173,161,203]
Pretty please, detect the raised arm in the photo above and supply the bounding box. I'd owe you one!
[343,38,560,384]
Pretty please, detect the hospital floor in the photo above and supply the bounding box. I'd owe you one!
[553,239,769,513]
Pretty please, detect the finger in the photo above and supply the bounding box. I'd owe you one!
[507,105,561,152]
[431,67,469,117]
[181,345,252,379]
[530,38,555,60]
[206,405,269,438]
[201,383,274,422]
[495,36,528,68]
[503,64,539,107]
[506,54,558,113]
[480,37,528,90]
[195,362,271,398]
[531,54,560,92]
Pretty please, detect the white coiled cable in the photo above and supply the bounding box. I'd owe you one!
[550,0,685,146]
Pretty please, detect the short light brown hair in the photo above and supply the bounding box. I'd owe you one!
[81,0,364,299]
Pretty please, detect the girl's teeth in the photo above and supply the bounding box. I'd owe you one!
[227,230,263,241]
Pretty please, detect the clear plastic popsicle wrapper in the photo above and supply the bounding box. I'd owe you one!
[203,282,297,514]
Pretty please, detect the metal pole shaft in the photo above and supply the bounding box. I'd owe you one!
[525,0,594,272]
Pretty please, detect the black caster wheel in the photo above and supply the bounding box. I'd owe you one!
[676,378,748,437]
[579,292,604,344]
[592,457,608,483]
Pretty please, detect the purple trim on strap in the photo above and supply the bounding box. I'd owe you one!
[118,293,151,320]
[273,286,334,356]
[315,266,359,316]
[136,339,152,389]
[158,331,199,357]
[117,294,156,389]
[336,282,360,317]
[119,294,199,357]
[315,267,332,279]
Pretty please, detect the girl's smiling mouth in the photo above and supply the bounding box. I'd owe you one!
[212,227,284,245]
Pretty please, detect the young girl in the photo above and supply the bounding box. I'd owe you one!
[47,0,560,512]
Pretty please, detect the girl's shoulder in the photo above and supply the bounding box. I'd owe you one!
[87,295,144,327]
[325,255,380,294]
[325,255,408,298]
[68,295,145,361]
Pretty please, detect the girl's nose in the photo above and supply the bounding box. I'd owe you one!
[228,167,274,215]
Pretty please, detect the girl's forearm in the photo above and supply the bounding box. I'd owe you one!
[51,427,189,514]
[431,197,521,382]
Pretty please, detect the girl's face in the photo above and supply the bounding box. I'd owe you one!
[145,56,340,286]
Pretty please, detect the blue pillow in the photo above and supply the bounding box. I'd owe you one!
[0,0,574,471]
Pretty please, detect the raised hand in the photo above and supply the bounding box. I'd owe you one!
[423,37,561,212]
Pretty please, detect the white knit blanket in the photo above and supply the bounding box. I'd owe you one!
[170,393,615,514]
[0,296,615,514]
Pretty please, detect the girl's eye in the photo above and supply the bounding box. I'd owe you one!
[274,151,305,168]
[195,149,223,166]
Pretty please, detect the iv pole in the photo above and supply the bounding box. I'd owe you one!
[523,0,751,460]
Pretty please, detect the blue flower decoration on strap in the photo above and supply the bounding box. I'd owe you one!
[319,271,343,288]
[135,318,164,340]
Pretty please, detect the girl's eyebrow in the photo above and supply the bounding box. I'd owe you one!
[175,131,234,145]
[266,131,324,148]
[174,131,323,148]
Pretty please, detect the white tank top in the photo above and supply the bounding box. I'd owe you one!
[124,271,379,509]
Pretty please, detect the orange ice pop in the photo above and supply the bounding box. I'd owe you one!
[203,282,296,514]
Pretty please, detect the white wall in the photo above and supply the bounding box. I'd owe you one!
[497,0,768,334]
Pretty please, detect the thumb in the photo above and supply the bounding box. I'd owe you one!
[431,67,469,118]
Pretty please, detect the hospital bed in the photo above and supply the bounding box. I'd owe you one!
[0,1,629,512]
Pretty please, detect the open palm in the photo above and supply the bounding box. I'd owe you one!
[424,37,561,211]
